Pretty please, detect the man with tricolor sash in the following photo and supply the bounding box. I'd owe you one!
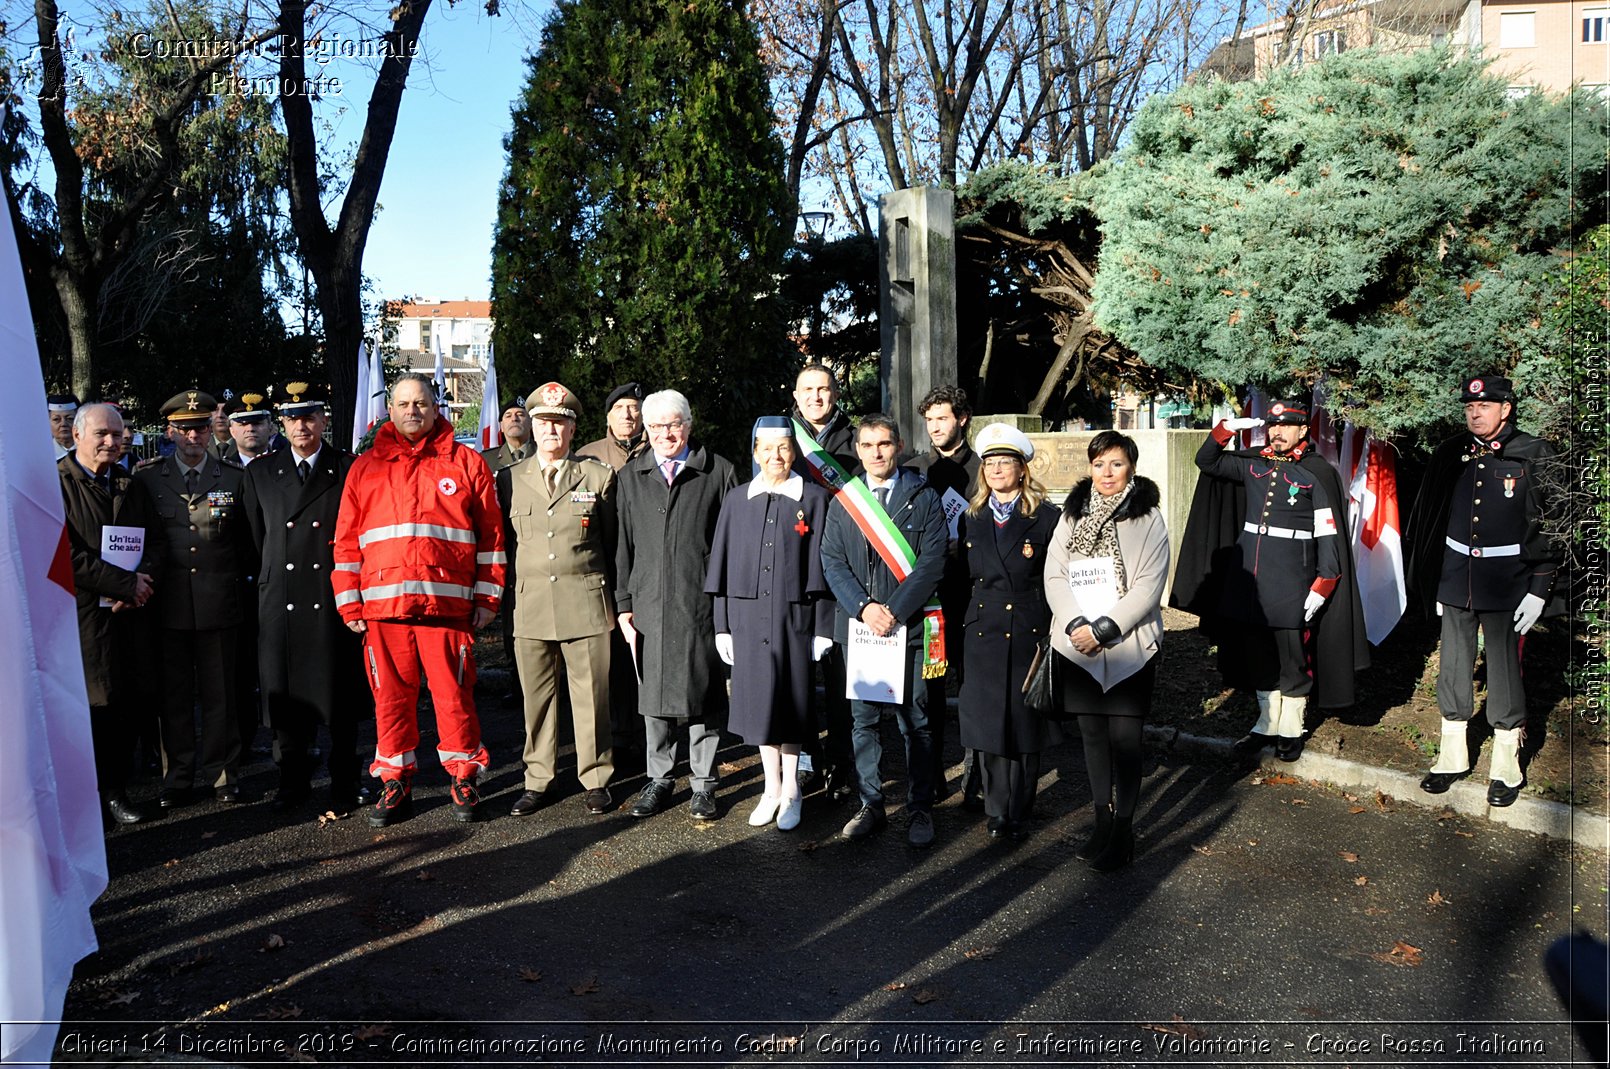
[816,413,948,847]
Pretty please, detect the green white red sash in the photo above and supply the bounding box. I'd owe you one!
[792,419,947,678]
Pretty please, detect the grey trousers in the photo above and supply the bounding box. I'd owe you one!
[1437,604,1526,730]
[644,714,721,792]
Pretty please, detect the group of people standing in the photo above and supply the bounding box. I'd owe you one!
[55,362,1559,870]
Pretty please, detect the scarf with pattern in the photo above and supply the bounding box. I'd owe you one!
[1069,480,1132,596]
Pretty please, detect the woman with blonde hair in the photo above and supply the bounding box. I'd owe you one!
[955,424,1061,840]
[1045,430,1169,871]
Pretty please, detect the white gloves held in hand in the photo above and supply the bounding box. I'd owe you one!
[715,633,734,665]
[812,637,834,662]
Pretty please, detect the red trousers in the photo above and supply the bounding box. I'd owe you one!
[362,619,488,782]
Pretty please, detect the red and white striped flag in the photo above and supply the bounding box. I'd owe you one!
[1347,430,1407,644]
[0,180,108,1066]
[478,345,501,451]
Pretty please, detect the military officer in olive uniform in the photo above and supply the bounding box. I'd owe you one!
[242,382,373,815]
[498,382,619,818]
[1406,375,1560,807]
[135,389,255,806]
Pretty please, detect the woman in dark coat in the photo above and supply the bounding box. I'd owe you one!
[956,424,1062,841]
[1045,431,1170,872]
[705,418,835,832]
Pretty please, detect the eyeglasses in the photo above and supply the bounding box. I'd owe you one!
[982,456,1021,469]
[646,421,686,434]
[170,424,211,436]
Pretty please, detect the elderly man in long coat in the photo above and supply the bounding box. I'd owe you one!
[615,389,737,821]
[242,382,372,815]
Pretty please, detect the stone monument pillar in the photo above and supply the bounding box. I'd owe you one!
[879,187,957,449]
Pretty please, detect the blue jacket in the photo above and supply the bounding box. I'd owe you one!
[819,469,948,646]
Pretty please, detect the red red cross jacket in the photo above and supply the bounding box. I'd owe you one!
[333,419,505,623]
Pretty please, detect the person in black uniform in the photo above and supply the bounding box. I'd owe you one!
[788,362,861,803]
[241,382,373,815]
[135,390,255,807]
[905,385,984,809]
[954,424,1059,840]
[706,417,835,832]
[1406,375,1560,807]
[1181,400,1365,760]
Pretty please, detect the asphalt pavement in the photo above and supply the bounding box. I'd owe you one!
[59,699,1609,1068]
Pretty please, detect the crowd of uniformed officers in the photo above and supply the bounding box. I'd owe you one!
[51,365,1560,866]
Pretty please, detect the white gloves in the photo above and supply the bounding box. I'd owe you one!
[1303,590,1326,622]
[1224,416,1265,432]
[1513,593,1545,635]
[1436,602,1443,617]
[715,633,734,665]
[812,636,834,662]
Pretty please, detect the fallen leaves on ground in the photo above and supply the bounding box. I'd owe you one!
[1364,906,1390,916]
[1453,829,1474,838]
[167,949,213,976]
[1191,844,1215,856]
[912,988,940,1004]
[518,967,543,983]
[1290,798,1309,806]
[1264,772,1300,786]
[1372,941,1424,967]
[963,946,998,961]
[569,977,600,995]
[317,810,347,826]
[1348,806,1367,814]
[1374,790,1393,811]
[883,981,907,991]
[1338,851,1359,863]
[1342,792,1359,802]
[798,840,820,853]
[354,1025,391,1041]
[163,858,181,868]
[258,1003,304,1019]
[1428,890,1448,907]
[260,934,286,952]
[1143,1016,1205,1040]
[1354,876,1369,886]
[416,870,435,882]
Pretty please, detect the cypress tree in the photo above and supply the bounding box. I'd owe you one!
[491,0,793,453]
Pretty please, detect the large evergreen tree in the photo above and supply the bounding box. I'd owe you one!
[1087,49,1607,440]
[491,0,792,453]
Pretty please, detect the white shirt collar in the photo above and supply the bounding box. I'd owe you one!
[291,444,321,468]
[748,473,804,501]
[865,469,900,492]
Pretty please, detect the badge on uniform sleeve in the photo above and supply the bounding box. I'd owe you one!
[438,477,458,496]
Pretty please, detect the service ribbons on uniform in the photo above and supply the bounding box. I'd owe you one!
[792,419,947,678]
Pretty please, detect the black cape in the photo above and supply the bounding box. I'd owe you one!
[1171,448,1370,709]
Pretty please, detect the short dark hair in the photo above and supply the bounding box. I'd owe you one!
[796,362,841,391]
[1088,429,1138,466]
[393,372,438,403]
[856,412,902,444]
[918,385,971,420]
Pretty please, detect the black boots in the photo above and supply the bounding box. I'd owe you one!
[1074,803,1114,861]
[1089,815,1134,871]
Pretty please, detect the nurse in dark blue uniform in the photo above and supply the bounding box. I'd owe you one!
[706,417,836,832]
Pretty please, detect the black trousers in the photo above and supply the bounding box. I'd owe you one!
[980,751,1039,824]
[90,703,133,798]
[270,694,361,796]
[1437,604,1526,729]
[1227,625,1313,695]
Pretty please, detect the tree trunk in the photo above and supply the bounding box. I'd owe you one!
[54,264,97,400]
[1028,314,1091,415]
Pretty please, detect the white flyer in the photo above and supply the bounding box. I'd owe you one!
[1066,555,1119,618]
[940,487,969,539]
[99,525,144,607]
[845,620,906,704]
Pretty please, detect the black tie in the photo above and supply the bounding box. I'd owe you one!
[184,469,199,495]
[874,486,890,512]
[297,459,310,484]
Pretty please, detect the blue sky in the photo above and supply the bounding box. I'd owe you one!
[355,2,548,304]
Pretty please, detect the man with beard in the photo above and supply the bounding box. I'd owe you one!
[242,382,373,815]
[1174,399,1367,761]
[904,385,982,807]
[1405,375,1560,807]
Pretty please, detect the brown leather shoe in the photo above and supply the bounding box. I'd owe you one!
[509,789,548,818]
[583,787,612,814]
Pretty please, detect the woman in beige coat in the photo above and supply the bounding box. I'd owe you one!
[1045,431,1170,871]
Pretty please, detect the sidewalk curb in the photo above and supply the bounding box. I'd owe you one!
[1147,725,1608,853]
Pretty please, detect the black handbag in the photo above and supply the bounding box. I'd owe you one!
[1022,638,1060,714]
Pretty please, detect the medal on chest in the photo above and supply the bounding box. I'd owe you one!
[1287,481,1300,506]
[1503,475,1516,498]
[794,510,809,536]
[1022,540,1034,559]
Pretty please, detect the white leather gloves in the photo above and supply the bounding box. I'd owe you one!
[1224,416,1265,432]
[715,633,735,665]
[1513,593,1545,635]
[812,637,834,662]
[1303,590,1326,622]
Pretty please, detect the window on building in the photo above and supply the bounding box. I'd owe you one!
[1499,11,1536,47]
[1584,8,1607,42]
[1313,29,1347,56]
[1505,84,1536,99]
[419,320,432,352]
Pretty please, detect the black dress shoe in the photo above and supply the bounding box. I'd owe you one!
[630,781,672,818]
[689,791,718,821]
[1487,778,1523,807]
[1233,733,1270,757]
[1420,770,1468,795]
[986,816,1008,839]
[270,787,312,813]
[215,785,241,804]
[1275,735,1306,762]
[583,787,612,814]
[158,787,194,809]
[510,789,548,817]
[105,795,147,825]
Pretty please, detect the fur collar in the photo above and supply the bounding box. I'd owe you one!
[1063,475,1160,521]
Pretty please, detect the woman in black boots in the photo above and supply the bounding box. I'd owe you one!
[1045,431,1170,871]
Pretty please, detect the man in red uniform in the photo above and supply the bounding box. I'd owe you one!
[333,373,505,827]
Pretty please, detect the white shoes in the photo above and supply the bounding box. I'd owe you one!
[776,794,802,832]
[749,794,781,827]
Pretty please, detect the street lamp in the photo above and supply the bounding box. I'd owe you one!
[798,210,831,242]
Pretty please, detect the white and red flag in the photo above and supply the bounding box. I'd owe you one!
[350,340,372,452]
[0,182,108,1065]
[478,345,501,451]
[1347,429,1407,644]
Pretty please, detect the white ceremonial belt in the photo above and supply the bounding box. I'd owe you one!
[1445,536,1521,558]
[1244,522,1312,540]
